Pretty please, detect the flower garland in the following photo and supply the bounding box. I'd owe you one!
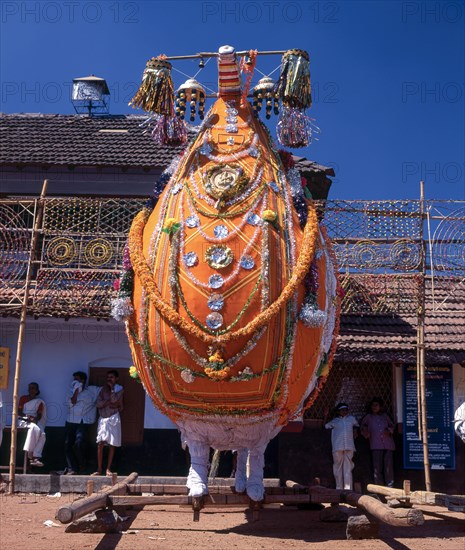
[128,202,318,345]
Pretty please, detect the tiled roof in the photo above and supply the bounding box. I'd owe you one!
[0,113,190,168]
[0,114,335,195]
[337,277,465,364]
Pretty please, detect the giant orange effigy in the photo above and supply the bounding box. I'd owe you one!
[114,46,340,500]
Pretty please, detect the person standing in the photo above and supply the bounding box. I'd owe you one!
[93,370,123,476]
[325,402,359,490]
[64,371,97,475]
[18,382,46,467]
[361,397,396,487]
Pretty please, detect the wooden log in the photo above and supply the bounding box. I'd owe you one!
[56,472,138,524]
[308,486,424,526]
[367,484,465,507]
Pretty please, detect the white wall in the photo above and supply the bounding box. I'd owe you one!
[0,317,175,429]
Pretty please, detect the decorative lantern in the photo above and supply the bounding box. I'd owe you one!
[175,78,206,121]
[252,76,278,119]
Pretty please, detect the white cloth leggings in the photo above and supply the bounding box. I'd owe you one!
[18,420,46,458]
[332,450,354,490]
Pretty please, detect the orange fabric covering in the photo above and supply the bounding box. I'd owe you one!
[128,95,335,426]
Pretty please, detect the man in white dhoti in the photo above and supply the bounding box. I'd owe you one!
[92,370,123,476]
[18,382,46,467]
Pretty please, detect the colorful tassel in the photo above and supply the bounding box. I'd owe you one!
[151,114,187,146]
[274,49,311,109]
[129,57,175,115]
[277,105,319,148]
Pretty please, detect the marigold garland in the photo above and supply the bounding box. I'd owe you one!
[128,204,319,346]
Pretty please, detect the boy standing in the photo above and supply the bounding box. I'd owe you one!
[325,402,359,490]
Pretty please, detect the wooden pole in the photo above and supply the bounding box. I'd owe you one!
[8,180,48,494]
[367,483,465,508]
[418,180,431,491]
[56,472,138,524]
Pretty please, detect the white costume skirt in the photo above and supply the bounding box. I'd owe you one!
[96,413,121,447]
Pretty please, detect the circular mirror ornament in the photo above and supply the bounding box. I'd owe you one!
[208,274,224,289]
[205,245,234,269]
[206,312,224,330]
[207,293,224,311]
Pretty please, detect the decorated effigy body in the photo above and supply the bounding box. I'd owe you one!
[113,46,340,501]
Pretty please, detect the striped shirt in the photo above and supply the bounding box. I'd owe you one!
[325,415,359,451]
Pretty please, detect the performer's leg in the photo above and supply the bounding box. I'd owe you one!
[186,440,210,497]
[246,446,266,501]
[234,448,248,493]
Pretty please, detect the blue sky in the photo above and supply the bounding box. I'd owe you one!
[1,0,464,200]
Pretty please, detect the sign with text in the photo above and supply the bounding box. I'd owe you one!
[0,347,10,389]
[403,365,455,470]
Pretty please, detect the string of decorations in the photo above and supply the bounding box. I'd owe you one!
[129,48,316,148]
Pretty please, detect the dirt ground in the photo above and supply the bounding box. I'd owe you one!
[0,493,463,550]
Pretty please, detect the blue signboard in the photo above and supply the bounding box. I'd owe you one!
[403,365,455,470]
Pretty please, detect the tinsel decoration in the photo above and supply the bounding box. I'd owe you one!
[299,261,326,328]
[277,105,319,148]
[175,79,206,122]
[129,57,175,115]
[240,49,258,107]
[153,153,183,200]
[252,77,279,119]
[299,293,327,328]
[111,268,134,322]
[278,149,308,227]
[287,166,308,228]
[111,296,133,321]
[274,49,311,109]
[151,113,187,146]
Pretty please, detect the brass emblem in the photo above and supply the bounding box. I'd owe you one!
[205,164,248,207]
[205,245,234,269]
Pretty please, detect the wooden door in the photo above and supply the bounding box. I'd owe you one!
[89,367,145,446]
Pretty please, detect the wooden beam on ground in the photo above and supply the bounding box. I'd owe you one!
[109,493,313,507]
[307,486,424,526]
[126,484,310,495]
[55,472,138,524]
[367,484,465,508]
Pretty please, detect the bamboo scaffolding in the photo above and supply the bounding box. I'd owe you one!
[418,180,431,491]
[8,180,48,494]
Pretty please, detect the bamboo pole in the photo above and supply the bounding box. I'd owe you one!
[8,180,48,494]
[418,180,431,491]
[162,50,286,61]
